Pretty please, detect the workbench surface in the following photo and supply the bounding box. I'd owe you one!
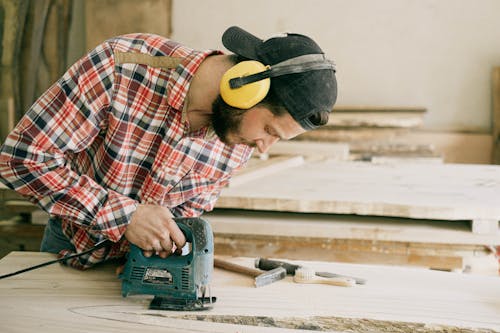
[0,252,499,333]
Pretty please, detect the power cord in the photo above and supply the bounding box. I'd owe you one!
[0,239,112,280]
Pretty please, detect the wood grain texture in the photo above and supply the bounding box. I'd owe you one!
[0,252,498,332]
[229,155,305,187]
[206,210,499,274]
[328,111,424,128]
[217,160,500,234]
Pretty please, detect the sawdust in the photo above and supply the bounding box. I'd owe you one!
[172,315,498,333]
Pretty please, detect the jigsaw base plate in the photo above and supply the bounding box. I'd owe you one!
[149,296,217,311]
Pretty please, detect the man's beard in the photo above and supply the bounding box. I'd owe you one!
[211,95,246,144]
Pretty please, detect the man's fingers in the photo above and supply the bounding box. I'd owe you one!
[115,264,125,276]
[152,239,163,253]
[167,220,187,250]
[157,250,170,258]
[160,237,173,253]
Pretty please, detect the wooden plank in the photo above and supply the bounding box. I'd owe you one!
[229,155,305,187]
[401,131,492,165]
[349,142,436,157]
[368,156,443,164]
[214,234,467,272]
[205,210,500,246]
[329,111,424,128]
[267,141,349,160]
[0,252,498,332]
[217,160,500,234]
[332,106,427,113]
[206,210,499,274]
[297,129,492,165]
[329,106,426,128]
[296,127,410,142]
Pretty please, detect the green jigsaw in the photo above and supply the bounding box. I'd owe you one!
[120,217,216,311]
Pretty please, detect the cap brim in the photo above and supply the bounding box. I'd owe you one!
[222,26,262,60]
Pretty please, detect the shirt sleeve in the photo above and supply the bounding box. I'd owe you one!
[171,151,251,218]
[171,176,231,218]
[0,41,138,243]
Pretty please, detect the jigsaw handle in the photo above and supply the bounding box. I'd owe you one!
[121,217,214,298]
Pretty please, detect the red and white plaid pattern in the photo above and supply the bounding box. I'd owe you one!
[0,33,253,269]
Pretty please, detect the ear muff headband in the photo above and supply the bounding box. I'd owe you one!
[220,54,335,109]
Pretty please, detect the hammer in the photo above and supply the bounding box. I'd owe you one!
[214,257,286,287]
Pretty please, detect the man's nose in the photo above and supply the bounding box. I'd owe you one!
[256,136,279,154]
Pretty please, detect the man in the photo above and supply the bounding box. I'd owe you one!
[0,26,337,269]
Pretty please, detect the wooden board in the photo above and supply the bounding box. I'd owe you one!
[217,160,500,234]
[229,155,305,187]
[329,106,426,128]
[329,111,424,128]
[296,128,492,165]
[267,141,350,160]
[0,252,499,332]
[206,210,499,274]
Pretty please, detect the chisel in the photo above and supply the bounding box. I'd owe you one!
[255,258,366,285]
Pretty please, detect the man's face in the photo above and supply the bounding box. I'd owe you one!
[225,105,306,154]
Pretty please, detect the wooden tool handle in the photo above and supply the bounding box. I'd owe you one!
[294,267,356,287]
[315,277,356,287]
[214,257,262,277]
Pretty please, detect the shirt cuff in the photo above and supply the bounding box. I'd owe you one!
[93,190,138,242]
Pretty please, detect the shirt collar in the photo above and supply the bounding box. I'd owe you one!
[167,49,222,111]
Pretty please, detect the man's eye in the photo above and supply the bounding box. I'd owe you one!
[264,126,275,136]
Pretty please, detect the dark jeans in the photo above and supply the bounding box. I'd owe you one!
[40,217,75,253]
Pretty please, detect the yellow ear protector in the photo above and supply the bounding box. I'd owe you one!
[220,61,271,109]
[220,54,335,109]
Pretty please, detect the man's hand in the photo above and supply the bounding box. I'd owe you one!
[125,204,186,258]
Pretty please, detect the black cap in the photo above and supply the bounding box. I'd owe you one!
[222,26,337,130]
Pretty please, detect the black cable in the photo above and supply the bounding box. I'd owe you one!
[0,239,112,280]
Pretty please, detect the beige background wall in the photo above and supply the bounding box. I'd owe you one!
[171,0,500,133]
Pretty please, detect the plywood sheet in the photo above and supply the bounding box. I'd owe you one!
[0,252,499,332]
[217,160,500,232]
[328,106,426,128]
[206,210,499,274]
[206,210,500,246]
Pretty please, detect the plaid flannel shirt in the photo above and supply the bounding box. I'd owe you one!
[0,33,253,269]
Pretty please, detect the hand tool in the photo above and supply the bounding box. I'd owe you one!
[214,257,286,287]
[255,258,366,285]
[294,267,356,287]
[120,217,216,311]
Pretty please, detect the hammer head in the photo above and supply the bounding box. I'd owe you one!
[254,266,287,287]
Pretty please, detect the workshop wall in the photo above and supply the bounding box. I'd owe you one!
[171,0,500,133]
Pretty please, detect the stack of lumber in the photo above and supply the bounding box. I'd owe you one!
[291,105,492,164]
[295,106,442,163]
[214,159,500,275]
